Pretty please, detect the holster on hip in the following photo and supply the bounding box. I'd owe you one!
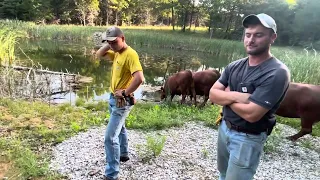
[116,97,126,108]
[125,93,136,106]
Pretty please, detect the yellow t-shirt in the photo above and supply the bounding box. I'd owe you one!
[106,46,143,93]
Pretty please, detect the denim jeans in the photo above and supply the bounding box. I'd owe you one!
[217,120,267,180]
[104,94,133,180]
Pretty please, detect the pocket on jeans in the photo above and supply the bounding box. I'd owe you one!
[232,142,261,168]
[239,132,266,143]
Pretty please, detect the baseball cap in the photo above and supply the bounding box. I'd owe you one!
[242,13,277,33]
[103,26,124,41]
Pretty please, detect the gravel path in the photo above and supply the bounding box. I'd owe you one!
[49,122,320,180]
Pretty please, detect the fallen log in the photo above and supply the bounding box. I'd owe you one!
[1,65,78,76]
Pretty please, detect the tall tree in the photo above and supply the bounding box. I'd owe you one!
[74,0,99,25]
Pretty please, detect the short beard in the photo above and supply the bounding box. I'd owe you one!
[247,46,268,56]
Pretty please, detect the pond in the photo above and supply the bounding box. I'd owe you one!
[16,40,232,104]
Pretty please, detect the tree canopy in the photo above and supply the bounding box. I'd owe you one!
[0,0,318,48]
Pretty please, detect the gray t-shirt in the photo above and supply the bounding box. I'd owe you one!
[219,57,290,132]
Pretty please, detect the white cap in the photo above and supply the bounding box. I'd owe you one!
[242,13,277,33]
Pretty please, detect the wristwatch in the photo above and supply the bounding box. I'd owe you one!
[122,90,127,97]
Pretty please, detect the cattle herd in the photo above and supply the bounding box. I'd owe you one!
[159,69,320,141]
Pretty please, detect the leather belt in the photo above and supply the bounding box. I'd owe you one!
[225,120,262,135]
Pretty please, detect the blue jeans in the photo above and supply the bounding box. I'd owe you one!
[217,120,267,180]
[104,94,133,180]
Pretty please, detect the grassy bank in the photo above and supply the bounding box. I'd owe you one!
[1,98,320,179]
[0,98,220,179]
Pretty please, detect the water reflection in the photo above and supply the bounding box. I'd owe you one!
[16,40,233,103]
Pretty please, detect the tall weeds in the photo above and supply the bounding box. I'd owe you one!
[0,26,20,65]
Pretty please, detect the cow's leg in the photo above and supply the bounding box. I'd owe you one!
[200,95,209,107]
[191,88,197,106]
[287,116,313,141]
[170,94,174,103]
[181,93,186,104]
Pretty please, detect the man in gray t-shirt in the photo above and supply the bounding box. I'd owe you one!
[209,13,290,180]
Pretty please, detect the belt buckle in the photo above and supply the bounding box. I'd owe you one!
[226,120,240,132]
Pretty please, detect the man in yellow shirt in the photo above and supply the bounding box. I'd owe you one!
[96,26,144,180]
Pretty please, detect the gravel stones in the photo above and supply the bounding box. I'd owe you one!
[50,122,320,180]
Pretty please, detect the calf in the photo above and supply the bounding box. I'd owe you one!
[192,69,221,107]
[160,70,196,105]
[275,83,320,141]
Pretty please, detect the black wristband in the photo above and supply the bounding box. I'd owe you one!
[122,90,126,97]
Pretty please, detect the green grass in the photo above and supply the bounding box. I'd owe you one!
[263,125,284,154]
[0,25,25,65]
[0,98,221,179]
[126,103,221,130]
[136,134,167,163]
[1,98,320,179]
[0,98,108,179]
[276,116,320,137]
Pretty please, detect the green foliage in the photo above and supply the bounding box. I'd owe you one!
[75,97,86,106]
[277,116,320,137]
[0,138,48,177]
[84,101,109,111]
[136,134,166,162]
[70,121,82,132]
[299,139,314,149]
[0,98,109,179]
[0,0,319,48]
[263,125,283,154]
[0,25,25,65]
[146,134,167,157]
[126,103,220,130]
[201,148,209,159]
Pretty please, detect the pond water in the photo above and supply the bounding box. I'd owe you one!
[16,40,232,104]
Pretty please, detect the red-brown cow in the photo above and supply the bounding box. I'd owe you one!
[160,70,196,105]
[276,83,320,141]
[191,69,221,107]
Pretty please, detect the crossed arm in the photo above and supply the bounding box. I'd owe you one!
[209,81,268,123]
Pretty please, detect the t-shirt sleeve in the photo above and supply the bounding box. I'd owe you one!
[127,51,143,74]
[218,64,231,87]
[249,68,290,110]
[105,50,115,60]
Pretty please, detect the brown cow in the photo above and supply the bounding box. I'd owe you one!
[160,70,196,105]
[275,83,320,141]
[191,69,221,107]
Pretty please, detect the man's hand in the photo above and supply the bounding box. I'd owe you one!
[114,89,124,98]
[225,86,250,104]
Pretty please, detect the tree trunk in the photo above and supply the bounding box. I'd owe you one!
[182,10,188,32]
[146,10,150,25]
[115,11,118,25]
[189,1,194,29]
[83,13,86,26]
[172,1,175,30]
[106,8,109,26]
[189,12,193,29]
